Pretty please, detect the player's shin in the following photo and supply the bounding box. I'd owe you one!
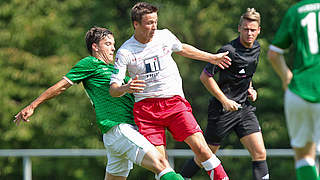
[252,160,269,180]
[180,158,201,178]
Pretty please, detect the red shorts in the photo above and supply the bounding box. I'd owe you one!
[133,95,203,146]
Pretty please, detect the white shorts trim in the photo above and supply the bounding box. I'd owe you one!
[103,123,154,176]
[285,89,320,151]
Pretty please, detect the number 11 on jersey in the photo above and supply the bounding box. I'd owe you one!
[301,12,320,54]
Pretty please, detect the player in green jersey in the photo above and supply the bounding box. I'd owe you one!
[268,1,320,180]
[14,26,183,180]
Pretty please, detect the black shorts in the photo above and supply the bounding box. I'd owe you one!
[204,99,261,146]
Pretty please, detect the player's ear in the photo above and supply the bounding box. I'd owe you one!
[92,43,99,52]
[133,21,139,29]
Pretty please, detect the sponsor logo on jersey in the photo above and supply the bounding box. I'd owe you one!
[144,56,160,73]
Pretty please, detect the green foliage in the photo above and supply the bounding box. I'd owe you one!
[0,0,300,179]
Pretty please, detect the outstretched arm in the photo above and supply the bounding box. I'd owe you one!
[14,79,72,125]
[200,71,241,111]
[175,43,232,69]
[267,49,293,90]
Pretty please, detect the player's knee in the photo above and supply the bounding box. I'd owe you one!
[193,145,212,160]
[252,148,267,160]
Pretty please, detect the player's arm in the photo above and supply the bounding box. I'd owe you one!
[109,76,146,97]
[175,43,231,69]
[14,79,72,125]
[200,70,241,111]
[267,47,292,90]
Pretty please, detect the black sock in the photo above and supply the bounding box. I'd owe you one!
[180,158,201,178]
[252,160,269,180]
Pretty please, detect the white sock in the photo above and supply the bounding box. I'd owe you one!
[296,158,315,168]
[201,155,221,171]
[155,168,174,180]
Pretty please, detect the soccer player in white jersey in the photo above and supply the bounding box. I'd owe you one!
[14,26,184,180]
[110,2,231,180]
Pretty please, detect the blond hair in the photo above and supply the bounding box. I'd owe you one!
[239,8,261,26]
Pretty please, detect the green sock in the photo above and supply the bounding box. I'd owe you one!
[174,173,185,180]
[160,172,184,180]
[296,165,318,180]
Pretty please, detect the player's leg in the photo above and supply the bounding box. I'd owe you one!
[155,145,168,158]
[240,132,269,180]
[141,145,184,180]
[180,157,200,180]
[133,98,185,179]
[180,145,220,180]
[184,132,229,180]
[103,145,132,180]
[208,144,220,154]
[294,143,318,180]
[284,90,318,180]
[104,172,126,180]
[236,104,269,180]
[168,96,228,180]
[180,110,224,179]
[103,124,183,180]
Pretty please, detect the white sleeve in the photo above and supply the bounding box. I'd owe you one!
[163,29,183,52]
[110,51,128,85]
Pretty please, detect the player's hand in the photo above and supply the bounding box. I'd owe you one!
[211,51,232,69]
[14,106,34,125]
[221,99,241,112]
[248,87,257,102]
[126,75,146,93]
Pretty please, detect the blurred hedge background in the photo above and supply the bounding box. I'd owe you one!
[0,0,299,179]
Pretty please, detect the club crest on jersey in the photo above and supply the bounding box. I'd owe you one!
[144,56,160,73]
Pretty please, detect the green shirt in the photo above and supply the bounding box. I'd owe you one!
[272,0,320,102]
[65,56,135,134]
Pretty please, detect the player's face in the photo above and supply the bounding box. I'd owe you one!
[238,19,260,48]
[134,12,158,43]
[94,34,115,64]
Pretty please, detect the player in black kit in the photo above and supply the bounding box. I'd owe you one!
[180,8,269,180]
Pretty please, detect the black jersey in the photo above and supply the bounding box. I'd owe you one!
[204,37,260,104]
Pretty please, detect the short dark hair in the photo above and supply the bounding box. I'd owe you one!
[85,26,113,55]
[131,2,158,25]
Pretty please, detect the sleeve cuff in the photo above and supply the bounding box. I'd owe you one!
[203,68,214,77]
[63,76,74,85]
[269,45,285,54]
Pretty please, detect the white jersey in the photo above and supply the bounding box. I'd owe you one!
[111,29,185,102]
